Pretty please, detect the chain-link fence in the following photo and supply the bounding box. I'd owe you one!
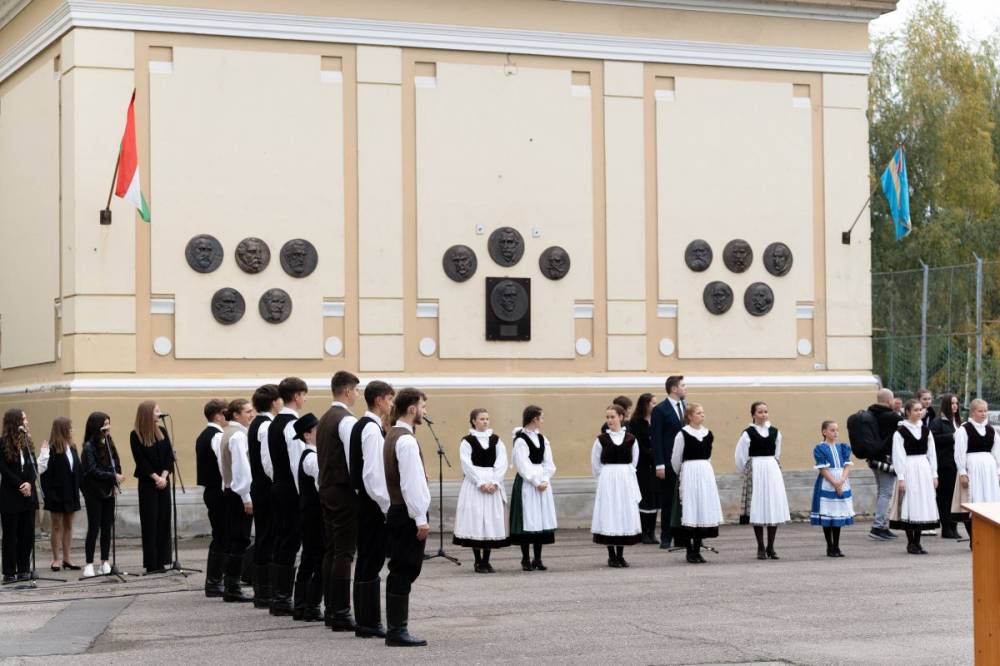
[873,258,1000,408]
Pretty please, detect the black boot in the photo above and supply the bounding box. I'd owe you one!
[520,544,532,571]
[269,564,295,616]
[302,575,324,622]
[355,578,387,638]
[240,545,254,586]
[329,578,358,632]
[324,575,335,626]
[640,514,657,544]
[531,544,547,571]
[292,569,307,620]
[204,550,225,598]
[385,592,427,647]
[685,542,698,564]
[253,563,270,609]
[223,556,253,602]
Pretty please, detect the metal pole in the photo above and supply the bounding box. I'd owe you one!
[975,254,983,398]
[920,260,929,389]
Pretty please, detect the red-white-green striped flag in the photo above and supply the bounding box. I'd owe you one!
[114,90,150,222]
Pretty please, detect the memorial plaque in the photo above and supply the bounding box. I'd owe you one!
[538,246,571,280]
[723,239,753,273]
[487,227,525,267]
[763,242,793,277]
[259,288,292,324]
[744,282,774,316]
[684,240,713,272]
[186,235,224,273]
[280,239,318,278]
[235,237,271,274]
[702,281,734,315]
[442,245,478,282]
[486,277,530,341]
[211,288,245,325]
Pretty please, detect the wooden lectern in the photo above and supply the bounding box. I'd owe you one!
[963,502,1000,664]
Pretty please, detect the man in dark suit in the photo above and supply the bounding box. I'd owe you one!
[650,375,688,549]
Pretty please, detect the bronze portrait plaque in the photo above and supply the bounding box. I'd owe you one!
[486,277,531,341]
[702,281,734,315]
[442,245,478,282]
[723,239,753,273]
[211,288,245,325]
[538,246,571,280]
[259,288,292,324]
[487,227,525,267]
[744,282,774,317]
[280,239,318,278]
[684,240,713,272]
[185,235,224,273]
[235,237,271,274]
[763,242,793,277]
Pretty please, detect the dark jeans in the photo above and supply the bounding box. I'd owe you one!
[137,479,172,570]
[83,491,114,563]
[270,482,300,566]
[386,505,425,595]
[250,481,273,566]
[354,492,387,583]
[320,485,358,582]
[224,491,252,572]
[0,510,34,576]
[203,487,227,554]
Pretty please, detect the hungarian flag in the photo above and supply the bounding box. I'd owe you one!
[114,90,150,222]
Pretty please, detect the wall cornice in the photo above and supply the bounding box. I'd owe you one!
[557,0,894,23]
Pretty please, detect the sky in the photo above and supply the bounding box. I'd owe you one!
[871,0,1000,42]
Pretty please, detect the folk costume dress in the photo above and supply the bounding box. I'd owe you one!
[509,428,557,545]
[809,442,855,527]
[590,429,642,545]
[453,429,509,549]
[950,420,1000,522]
[734,423,790,526]
[888,421,940,531]
[669,425,723,539]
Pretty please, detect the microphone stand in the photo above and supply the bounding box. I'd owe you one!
[156,414,200,577]
[422,419,460,566]
[10,443,65,589]
[98,435,128,583]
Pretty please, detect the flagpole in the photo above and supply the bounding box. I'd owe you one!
[100,147,121,226]
[841,144,904,245]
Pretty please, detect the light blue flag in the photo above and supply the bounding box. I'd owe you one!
[880,146,910,240]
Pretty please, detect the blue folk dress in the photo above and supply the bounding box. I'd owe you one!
[809,442,855,527]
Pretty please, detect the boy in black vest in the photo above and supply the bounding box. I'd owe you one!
[196,399,228,598]
[248,384,281,609]
[294,413,323,621]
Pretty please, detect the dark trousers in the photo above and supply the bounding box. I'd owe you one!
[270,482,300,566]
[385,505,425,595]
[659,470,687,547]
[224,491,252,572]
[321,485,359,582]
[203,487,227,554]
[137,479,172,570]
[0,510,34,576]
[83,491,114,563]
[297,504,325,600]
[250,481,274,566]
[354,493,387,583]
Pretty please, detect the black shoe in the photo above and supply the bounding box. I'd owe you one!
[695,553,707,563]
[685,546,698,564]
[269,564,295,616]
[531,560,547,571]
[765,547,779,560]
[617,557,630,568]
[302,606,323,622]
[330,578,358,632]
[834,548,845,557]
[252,563,271,609]
[483,563,496,573]
[607,557,620,568]
[354,578,387,639]
[659,543,672,550]
[826,546,836,558]
[757,547,767,560]
[204,551,225,598]
[906,543,920,555]
[223,574,254,603]
[917,546,928,555]
[385,592,427,647]
[2,575,15,584]
[16,572,30,581]
[63,562,81,571]
[473,563,488,574]
[521,559,532,571]
[641,534,657,545]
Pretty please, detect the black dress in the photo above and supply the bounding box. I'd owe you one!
[627,417,658,513]
[130,429,175,571]
[41,448,82,513]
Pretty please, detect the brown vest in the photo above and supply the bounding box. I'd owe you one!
[220,423,244,489]
[318,404,353,492]
[383,425,424,506]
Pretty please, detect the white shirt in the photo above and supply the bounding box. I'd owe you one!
[460,429,508,497]
[511,428,556,487]
[207,422,225,490]
[331,401,358,477]
[297,443,319,494]
[360,411,391,514]
[280,407,303,490]
[393,421,431,528]
[953,419,1000,476]
[891,420,938,481]
[227,421,252,504]
[591,428,638,478]
[259,413,274,481]
[734,422,783,471]
[671,425,710,475]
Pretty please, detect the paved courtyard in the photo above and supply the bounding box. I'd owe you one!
[0,523,973,665]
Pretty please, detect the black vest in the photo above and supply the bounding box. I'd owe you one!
[598,432,635,464]
[515,431,546,464]
[898,425,930,456]
[681,430,714,461]
[465,433,500,467]
[963,422,996,454]
[195,426,223,490]
[298,449,320,513]
[318,405,352,490]
[746,426,778,457]
[248,414,271,486]
[350,416,382,494]
[40,448,82,508]
[268,413,297,486]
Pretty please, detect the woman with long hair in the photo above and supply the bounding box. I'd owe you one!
[38,417,82,571]
[627,393,659,544]
[80,412,123,578]
[130,401,174,573]
[0,409,39,583]
[930,393,963,539]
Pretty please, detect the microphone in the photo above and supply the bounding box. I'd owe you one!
[17,425,26,433]
[423,415,434,425]
[157,413,169,420]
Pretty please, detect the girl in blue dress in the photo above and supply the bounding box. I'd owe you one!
[810,420,854,557]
